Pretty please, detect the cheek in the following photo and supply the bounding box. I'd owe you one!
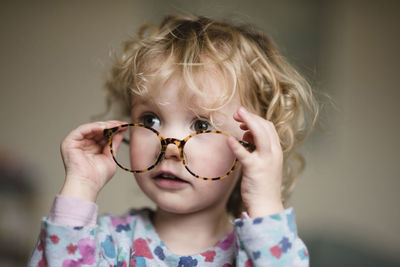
[198,167,241,200]
[129,136,161,171]
[133,172,152,192]
[184,134,237,178]
[207,154,237,178]
[223,166,242,196]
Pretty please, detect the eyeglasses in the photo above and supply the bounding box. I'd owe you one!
[103,124,255,181]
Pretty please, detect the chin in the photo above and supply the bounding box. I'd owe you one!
[153,195,203,215]
[157,204,193,215]
[134,172,239,216]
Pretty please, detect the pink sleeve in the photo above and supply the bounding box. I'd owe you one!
[48,194,98,227]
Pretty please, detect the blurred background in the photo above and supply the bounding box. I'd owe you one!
[0,0,399,266]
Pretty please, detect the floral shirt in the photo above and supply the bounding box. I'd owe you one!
[29,195,309,266]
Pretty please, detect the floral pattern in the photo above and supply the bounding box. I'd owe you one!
[29,199,309,266]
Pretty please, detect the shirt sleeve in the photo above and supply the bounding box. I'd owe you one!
[48,194,98,226]
[28,195,114,267]
[234,207,309,266]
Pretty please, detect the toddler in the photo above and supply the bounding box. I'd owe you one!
[29,14,317,266]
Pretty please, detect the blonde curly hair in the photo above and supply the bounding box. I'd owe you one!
[104,14,319,217]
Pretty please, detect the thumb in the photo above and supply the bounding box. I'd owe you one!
[227,136,250,163]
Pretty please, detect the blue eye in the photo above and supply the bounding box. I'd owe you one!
[141,114,161,128]
[192,120,212,132]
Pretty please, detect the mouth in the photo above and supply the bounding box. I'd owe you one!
[153,171,190,189]
[156,173,184,180]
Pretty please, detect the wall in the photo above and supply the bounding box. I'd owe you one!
[291,1,400,265]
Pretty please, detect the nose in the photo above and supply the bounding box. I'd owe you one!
[163,139,182,160]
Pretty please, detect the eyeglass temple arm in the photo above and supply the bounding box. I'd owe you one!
[239,140,256,152]
[103,127,130,144]
[122,138,130,144]
[103,128,117,138]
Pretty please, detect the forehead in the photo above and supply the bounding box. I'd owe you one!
[133,62,236,112]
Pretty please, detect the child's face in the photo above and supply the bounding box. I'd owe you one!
[130,73,243,215]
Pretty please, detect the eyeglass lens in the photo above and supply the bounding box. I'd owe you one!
[112,125,237,178]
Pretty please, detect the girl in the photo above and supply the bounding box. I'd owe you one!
[30,14,317,266]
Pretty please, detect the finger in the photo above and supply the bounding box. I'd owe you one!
[69,120,127,141]
[227,136,251,163]
[86,120,128,140]
[242,131,254,146]
[239,123,248,131]
[233,109,242,122]
[93,122,130,143]
[262,120,282,152]
[235,107,270,152]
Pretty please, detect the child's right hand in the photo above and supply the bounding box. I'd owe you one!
[59,121,127,202]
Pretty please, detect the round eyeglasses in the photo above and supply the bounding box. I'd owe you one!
[103,124,255,181]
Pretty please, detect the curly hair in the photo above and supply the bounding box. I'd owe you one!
[104,14,319,217]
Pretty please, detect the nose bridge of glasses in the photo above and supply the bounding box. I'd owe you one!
[160,137,184,157]
[162,138,183,149]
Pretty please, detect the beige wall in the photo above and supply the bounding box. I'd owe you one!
[291,1,400,263]
[0,0,399,264]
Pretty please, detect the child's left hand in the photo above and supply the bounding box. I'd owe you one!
[228,107,284,218]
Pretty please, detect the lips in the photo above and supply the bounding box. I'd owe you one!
[153,171,189,189]
[156,173,184,181]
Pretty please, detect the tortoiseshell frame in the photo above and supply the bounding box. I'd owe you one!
[103,123,255,181]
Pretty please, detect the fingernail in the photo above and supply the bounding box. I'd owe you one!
[239,106,247,116]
